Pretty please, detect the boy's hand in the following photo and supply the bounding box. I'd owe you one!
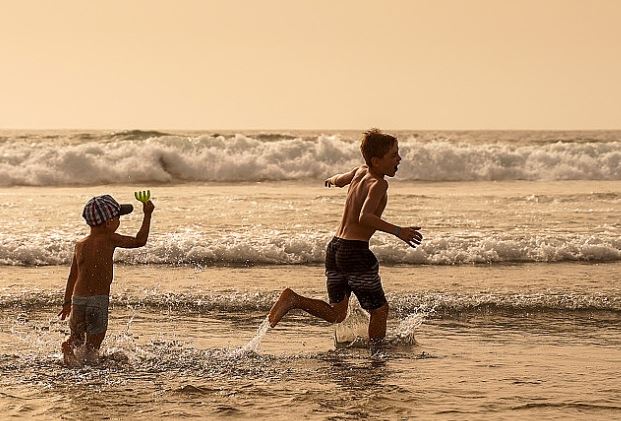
[58,303,71,320]
[396,226,423,247]
[143,200,155,214]
[324,177,335,188]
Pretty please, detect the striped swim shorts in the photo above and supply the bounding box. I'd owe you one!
[325,237,387,311]
[69,295,110,339]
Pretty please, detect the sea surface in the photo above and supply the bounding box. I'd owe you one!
[0,130,620,420]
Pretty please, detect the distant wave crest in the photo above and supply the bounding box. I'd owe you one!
[111,130,173,140]
[0,133,620,186]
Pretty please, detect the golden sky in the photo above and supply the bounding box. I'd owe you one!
[1,0,620,130]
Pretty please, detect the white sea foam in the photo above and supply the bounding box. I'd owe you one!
[1,229,619,266]
[1,132,620,186]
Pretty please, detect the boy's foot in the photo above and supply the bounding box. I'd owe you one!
[369,338,386,357]
[268,288,298,328]
[61,341,80,367]
[83,348,100,365]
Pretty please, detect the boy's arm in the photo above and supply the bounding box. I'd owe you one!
[112,200,155,248]
[58,254,78,319]
[325,167,360,188]
[359,179,422,244]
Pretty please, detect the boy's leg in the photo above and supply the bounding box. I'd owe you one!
[268,288,349,328]
[86,331,106,350]
[83,331,106,364]
[347,262,388,350]
[269,238,351,328]
[62,341,79,367]
[62,309,85,366]
[62,334,81,366]
[368,303,389,355]
[368,302,389,341]
[83,297,109,357]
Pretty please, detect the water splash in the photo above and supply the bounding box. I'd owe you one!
[334,298,370,348]
[9,315,66,358]
[334,300,435,349]
[387,305,436,347]
[241,316,271,354]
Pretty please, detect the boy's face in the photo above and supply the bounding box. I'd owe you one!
[372,141,401,177]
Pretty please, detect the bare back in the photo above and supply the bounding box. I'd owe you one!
[335,166,387,241]
[72,234,117,296]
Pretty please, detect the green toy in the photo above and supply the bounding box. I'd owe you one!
[134,190,151,203]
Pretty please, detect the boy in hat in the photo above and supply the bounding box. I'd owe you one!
[58,194,155,365]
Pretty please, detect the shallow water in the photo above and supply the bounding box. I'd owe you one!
[1,264,620,420]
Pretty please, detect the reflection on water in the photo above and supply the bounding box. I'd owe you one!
[323,354,390,392]
[2,304,620,420]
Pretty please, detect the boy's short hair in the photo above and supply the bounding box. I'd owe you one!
[360,129,398,167]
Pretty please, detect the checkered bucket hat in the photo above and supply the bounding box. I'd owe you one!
[82,195,133,226]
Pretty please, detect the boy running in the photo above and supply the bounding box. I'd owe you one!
[268,129,422,352]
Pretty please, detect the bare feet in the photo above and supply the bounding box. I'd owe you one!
[369,338,386,357]
[268,288,298,328]
[61,341,80,367]
[83,347,100,365]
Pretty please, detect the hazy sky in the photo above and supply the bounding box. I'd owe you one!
[1,0,620,130]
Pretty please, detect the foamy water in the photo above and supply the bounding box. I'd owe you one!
[1,130,620,186]
[1,228,620,266]
[1,182,620,267]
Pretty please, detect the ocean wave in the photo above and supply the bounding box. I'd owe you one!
[2,289,620,314]
[1,133,620,186]
[0,230,619,266]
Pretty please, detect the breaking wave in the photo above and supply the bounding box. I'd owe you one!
[0,228,621,266]
[1,230,619,266]
[1,131,620,186]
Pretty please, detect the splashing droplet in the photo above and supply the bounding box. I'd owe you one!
[241,317,271,354]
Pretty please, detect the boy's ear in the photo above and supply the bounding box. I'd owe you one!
[369,156,380,168]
